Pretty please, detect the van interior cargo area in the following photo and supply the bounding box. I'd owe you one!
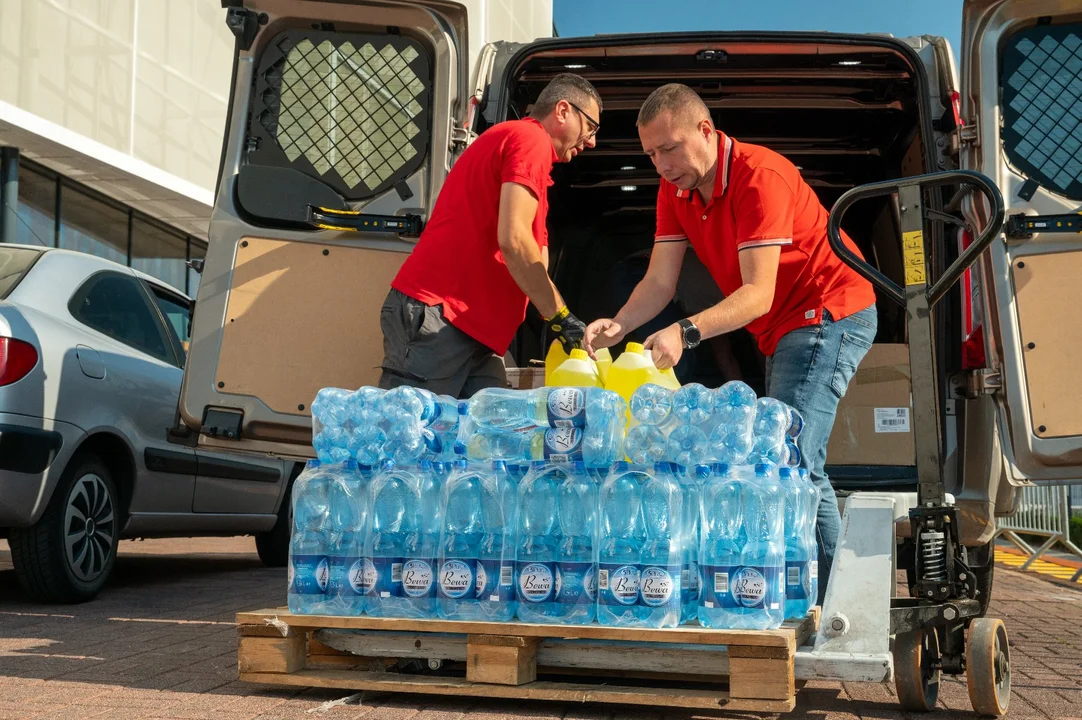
[497,39,946,395]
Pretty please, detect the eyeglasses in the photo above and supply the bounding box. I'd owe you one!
[567,100,600,139]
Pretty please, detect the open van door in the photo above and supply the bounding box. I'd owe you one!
[960,0,1082,483]
[178,0,474,457]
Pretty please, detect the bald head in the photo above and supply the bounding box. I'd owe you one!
[637,83,711,129]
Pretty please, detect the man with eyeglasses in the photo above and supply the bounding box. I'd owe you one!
[380,73,602,397]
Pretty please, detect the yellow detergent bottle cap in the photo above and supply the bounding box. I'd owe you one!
[625,342,645,354]
[570,348,589,360]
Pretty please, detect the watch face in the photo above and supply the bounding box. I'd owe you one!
[682,323,701,347]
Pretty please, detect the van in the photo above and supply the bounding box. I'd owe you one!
[177,0,1081,622]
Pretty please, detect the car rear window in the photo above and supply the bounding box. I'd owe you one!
[1001,23,1082,200]
[0,247,43,299]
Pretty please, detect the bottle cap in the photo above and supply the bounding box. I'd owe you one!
[569,348,589,360]
[625,342,645,354]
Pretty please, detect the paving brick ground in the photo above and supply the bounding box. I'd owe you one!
[1,536,1080,720]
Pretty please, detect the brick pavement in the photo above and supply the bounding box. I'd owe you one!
[1,537,1081,720]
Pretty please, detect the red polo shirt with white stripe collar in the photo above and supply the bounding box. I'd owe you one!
[655,131,876,356]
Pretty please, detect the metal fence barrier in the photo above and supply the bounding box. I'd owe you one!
[996,484,1082,582]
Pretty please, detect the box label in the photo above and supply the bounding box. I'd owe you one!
[874,407,911,433]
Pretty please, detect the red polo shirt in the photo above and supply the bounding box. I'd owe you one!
[656,132,876,356]
[392,118,558,354]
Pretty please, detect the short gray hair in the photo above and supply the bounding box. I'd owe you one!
[531,73,602,119]
[637,83,711,127]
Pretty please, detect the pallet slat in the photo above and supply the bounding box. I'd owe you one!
[239,668,795,712]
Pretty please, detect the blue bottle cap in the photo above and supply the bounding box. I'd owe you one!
[492,460,507,472]
[379,459,396,472]
[432,461,445,474]
[754,462,771,476]
[344,459,358,471]
[305,458,321,469]
[456,459,468,470]
[613,461,630,473]
[778,467,792,480]
[453,441,466,455]
[419,459,432,471]
[572,460,586,474]
[712,462,730,477]
[694,464,711,480]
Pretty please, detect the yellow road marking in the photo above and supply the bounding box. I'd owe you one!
[995,549,1082,583]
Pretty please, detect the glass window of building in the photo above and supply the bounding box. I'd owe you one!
[59,184,128,266]
[132,218,187,292]
[15,165,57,248]
[188,241,206,297]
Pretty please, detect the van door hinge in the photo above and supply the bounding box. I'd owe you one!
[451,125,477,151]
[225,7,264,52]
[958,121,979,147]
[963,369,1001,398]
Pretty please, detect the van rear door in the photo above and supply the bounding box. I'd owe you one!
[178,0,472,457]
[961,0,1082,482]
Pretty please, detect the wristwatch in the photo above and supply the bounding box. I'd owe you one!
[677,319,701,349]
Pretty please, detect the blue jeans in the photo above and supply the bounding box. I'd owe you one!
[765,306,878,604]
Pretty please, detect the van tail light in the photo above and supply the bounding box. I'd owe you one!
[0,338,38,386]
[950,90,964,129]
[958,228,988,370]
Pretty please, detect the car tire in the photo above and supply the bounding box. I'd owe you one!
[9,453,120,604]
[255,478,293,568]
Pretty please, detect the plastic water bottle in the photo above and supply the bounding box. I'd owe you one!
[288,460,332,614]
[515,462,561,623]
[639,463,683,628]
[347,412,388,467]
[699,463,746,629]
[397,460,442,618]
[708,423,753,466]
[436,463,484,620]
[625,424,667,464]
[597,462,647,627]
[780,467,812,620]
[314,426,352,464]
[672,383,713,425]
[465,387,622,430]
[735,463,785,629]
[311,387,352,431]
[714,382,757,426]
[666,424,710,468]
[437,462,516,621]
[556,462,597,624]
[460,426,621,468]
[629,383,673,426]
[681,464,707,624]
[326,460,369,616]
[364,460,417,617]
[477,461,517,621]
[799,468,821,604]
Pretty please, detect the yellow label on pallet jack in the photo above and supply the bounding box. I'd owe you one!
[903,230,926,286]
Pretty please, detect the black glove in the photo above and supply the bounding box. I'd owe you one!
[547,306,586,353]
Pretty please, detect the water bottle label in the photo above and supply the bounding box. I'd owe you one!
[598,563,640,606]
[555,562,596,605]
[516,562,555,604]
[476,560,515,603]
[701,564,741,610]
[732,565,784,610]
[639,565,680,608]
[402,558,436,599]
[437,558,474,600]
[368,557,404,598]
[547,388,586,428]
[543,428,584,462]
[785,560,812,601]
[342,558,368,596]
[289,554,329,595]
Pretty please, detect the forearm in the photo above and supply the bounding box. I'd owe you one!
[501,233,564,319]
[614,276,677,334]
[688,284,772,339]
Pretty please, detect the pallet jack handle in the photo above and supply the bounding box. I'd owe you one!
[826,170,1005,309]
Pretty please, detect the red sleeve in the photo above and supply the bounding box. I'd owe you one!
[500,126,552,200]
[654,183,688,242]
[733,168,795,251]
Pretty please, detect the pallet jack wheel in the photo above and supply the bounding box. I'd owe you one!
[894,627,941,711]
[966,618,1011,717]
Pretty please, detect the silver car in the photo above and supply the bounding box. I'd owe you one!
[0,244,297,603]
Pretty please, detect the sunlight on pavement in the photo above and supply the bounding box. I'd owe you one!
[996,548,1082,583]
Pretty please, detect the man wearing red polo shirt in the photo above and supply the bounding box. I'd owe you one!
[379,74,601,397]
[584,83,878,603]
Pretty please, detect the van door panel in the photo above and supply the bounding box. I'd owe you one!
[215,239,405,420]
[179,0,470,458]
[961,0,1082,483]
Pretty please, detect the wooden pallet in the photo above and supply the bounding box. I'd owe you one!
[236,607,820,712]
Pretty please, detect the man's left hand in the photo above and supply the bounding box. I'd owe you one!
[644,323,684,370]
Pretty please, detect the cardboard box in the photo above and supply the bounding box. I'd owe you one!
[505,366,545,390]
[826,343,916,466]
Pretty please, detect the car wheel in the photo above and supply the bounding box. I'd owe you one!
[9,454,120,603]
[255,477,292,568]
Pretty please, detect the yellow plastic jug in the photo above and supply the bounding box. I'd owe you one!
[549,348,604,388]
[604,342,665,405]
[544,340,570,385]
[643,348,682,391]
[594,347,613,384]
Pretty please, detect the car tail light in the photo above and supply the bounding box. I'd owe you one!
[957,228,988,370]
[0,338,38,386]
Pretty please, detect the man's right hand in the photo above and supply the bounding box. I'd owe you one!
[548,307,587,353]
[584,318,626,358]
